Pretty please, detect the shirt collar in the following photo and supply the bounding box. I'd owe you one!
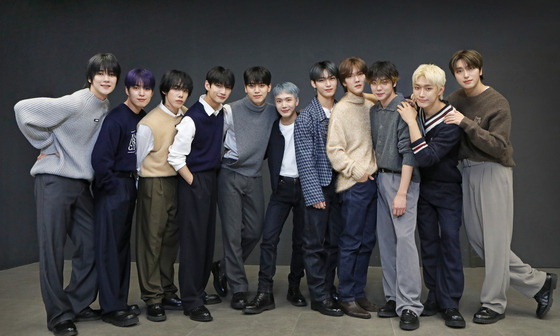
[199,95,222,116]
[159,102,184,117]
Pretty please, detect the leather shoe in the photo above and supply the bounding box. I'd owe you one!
[203,292,222,305]
[535,272,557,319]
[286,287,307,307]
[162,295,183,310]
[128,304,140,316]
[212,260,228,297]
[101,310,139,327]
[356,297,381,312]
[243,292,275,314]
[231,292,248,310]
[421,300,439,316]
[473,307,505,324]
[185,305,213,322]
[311,298,343,317]
[442,308,466,328]
[147,303,166,322]
[400,309,419,330]
[340,301,371,319]
[52,320,77,336]
[377,300,397,318]
[74,306,101,322]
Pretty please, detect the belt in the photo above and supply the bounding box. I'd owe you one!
[115,171,138,179]
[378,168,401,174]
[279,176,299,183]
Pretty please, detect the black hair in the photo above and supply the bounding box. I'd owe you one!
[206,66,235,89]
[367,61,399,92]
[243,66,271,86]
[85,53,121,87]
[309,60,338,81]
[159,70,193,104]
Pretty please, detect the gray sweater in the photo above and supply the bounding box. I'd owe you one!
[223,96,277,177]
[15,88,110,181]
[370,93,420,182]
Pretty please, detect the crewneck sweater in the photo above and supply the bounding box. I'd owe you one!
[327,92,377,192]
[222,96,277,177]
[14,88,110,181]
[446,87,515,167]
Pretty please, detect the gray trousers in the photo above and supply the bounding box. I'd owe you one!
[218,168,265,293]
[376,172,423,316]
[461,160,546,314]
[34,174,97,330]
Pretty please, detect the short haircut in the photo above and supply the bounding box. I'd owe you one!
[309,60,338,82]
[159,70,193,104]
[244,66,271,86]
[124,68,156,90]
[448,49,484,80]
[85,53,121,87]
[272,82,299,100]
[412,64,446,99]
[206,66,235,89]
[338,57,367,88]
[367,61,399,92]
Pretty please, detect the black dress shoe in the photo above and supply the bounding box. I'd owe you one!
[162,295,183,310]
[377,300,397,318]
[243,292,275,314]
[128,304,140,316]
[231,292,248,310]
[102,310,139,327]
[185,305,213,322]
[52,320,77,336]
[442,308,466,328]
[212,261,228,297]
[356,297,381,312]
[147,303,166,322]
[472,307,505,324]
[310,298,344,317]
[74,306,102,322]
[421,300,439,316]
[400,309,419,330]
[203,292,222,305]
[286,287,307,307]
[339,301,371,319]
[535,272,557,319]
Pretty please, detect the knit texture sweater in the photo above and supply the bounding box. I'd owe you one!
[222,96,277,177]
[138,105,187,177]
[327,92,377,192]
[446,87,515,167]
[14,88,109,181]
[370,93,420,182]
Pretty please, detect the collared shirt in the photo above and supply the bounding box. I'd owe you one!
[136,102,184,170]
[167,95,222,171]
[222,104,238,160]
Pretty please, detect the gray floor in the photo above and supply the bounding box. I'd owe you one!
[0,262,558,336]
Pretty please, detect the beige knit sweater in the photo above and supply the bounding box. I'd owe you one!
[326,92,377,192]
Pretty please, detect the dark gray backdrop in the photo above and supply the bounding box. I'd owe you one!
[1,0,559,270]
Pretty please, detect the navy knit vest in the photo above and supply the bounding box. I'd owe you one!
[185,101,224,173]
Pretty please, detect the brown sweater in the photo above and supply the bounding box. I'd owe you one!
[447,87,515,167]
[138,105,187,177]
[326,92,377,192]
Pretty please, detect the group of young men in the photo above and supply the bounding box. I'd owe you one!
[14,49,556,336]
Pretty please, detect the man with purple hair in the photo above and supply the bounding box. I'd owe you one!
[91,68,155,327]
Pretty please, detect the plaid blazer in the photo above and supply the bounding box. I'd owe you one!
[294,97,334,206]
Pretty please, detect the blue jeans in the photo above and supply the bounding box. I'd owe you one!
[257,177,305,293]
[338,178,377,302]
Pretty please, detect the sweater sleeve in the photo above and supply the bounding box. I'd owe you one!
[459,104,511,160]
[411,124,462,168]
[326,111,365,181]
[14,93,80,154]
[397,115,415,167]
[91,116,121,193]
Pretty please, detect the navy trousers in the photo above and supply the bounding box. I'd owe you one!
[93,175,136,314]
[257,176,305,293]
[417,180,464,309]
[301,179,342,302]
[338,178,377,302]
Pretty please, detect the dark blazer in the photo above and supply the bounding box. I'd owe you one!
[266,118,284,193]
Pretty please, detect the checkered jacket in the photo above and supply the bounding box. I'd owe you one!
[294,97,334,206]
